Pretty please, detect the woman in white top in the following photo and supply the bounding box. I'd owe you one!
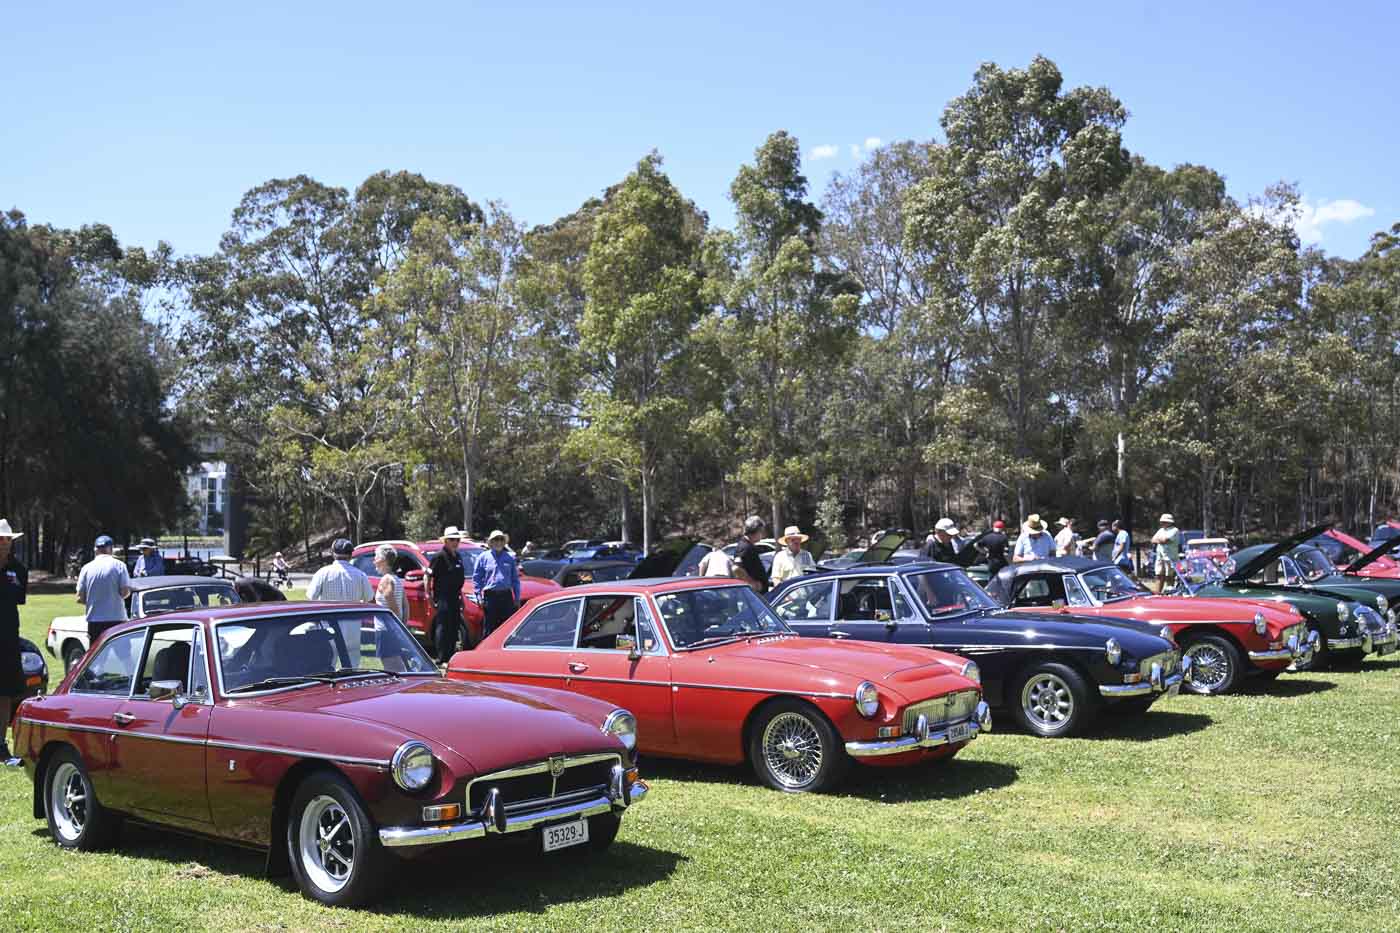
[373,544,407,622]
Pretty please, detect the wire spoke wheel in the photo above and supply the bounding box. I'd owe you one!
[1021,672,1074,729]
[1186,643,1229,691]
[761,712,825,790]
[49,762,87,843]
[298,795,356,894]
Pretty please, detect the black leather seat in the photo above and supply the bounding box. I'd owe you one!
[150,641,192,692]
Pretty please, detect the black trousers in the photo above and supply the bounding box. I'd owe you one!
[432,599,462,661]
[87,620,123,648]
[481,589,518,640]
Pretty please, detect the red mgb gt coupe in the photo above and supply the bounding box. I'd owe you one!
[447,578,990,793]
[14,603,646,907]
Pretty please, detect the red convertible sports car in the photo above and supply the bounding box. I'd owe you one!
[352,539,561,648]
[446,577,991,793]
[14,602,646,907]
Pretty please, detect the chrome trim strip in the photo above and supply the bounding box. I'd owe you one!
[1248,648,1295,661]
[669,681,852,699]
[845,702,991,758]
[1099,669,1185,697]
[935,644,1130,653]
[446,667,853,700]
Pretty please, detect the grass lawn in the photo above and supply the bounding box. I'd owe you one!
[4,590,1399,931]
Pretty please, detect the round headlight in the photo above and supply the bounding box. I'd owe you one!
[1253,612,1267,635]
[1158,626,1174,643]
[602,709,637,751]
[1379,595,1390,613]
[960,661,981,684]
[1336,601,1351,623]
[1105,637,1122,665]
[854,681,880,718]
[391,741,435,792]
[21,650,45,675]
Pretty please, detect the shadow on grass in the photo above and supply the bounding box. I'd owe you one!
[47,820,685,918]
[1234,677,1337,697]
[1358,658,1400,672]
[1088,710,1214,742]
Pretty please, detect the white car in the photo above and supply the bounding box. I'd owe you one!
[47,575,240,672]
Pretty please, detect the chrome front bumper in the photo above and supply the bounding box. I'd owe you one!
[845,701,992,758]
[1329,629,1398,653]
[379,771,647,848]
[1249,630,1320,663]
[1099,655,1191,698]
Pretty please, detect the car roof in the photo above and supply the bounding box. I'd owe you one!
[1000,556,1116,575]
[98,601,379,636]
[774,562,961,589]
[130,575,236,591]
[534,577,743,598]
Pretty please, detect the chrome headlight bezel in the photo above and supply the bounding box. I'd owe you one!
[960,661,981,684]
[1336,601,1351,623]
[21,650,45,675]
[1105,637,1122,665]
[602,709,638,752]
[391,740,435,792]
[1378,594,1389,613]
[1253,612,1267,635]
[854,680,880,718]
[1158,625,1174,643]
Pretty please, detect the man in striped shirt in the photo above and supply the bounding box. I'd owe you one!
[307,538,374,603]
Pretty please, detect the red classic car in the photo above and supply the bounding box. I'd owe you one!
[1309,529,1400,579]
[14,602,646,907]
[987,558,1317,695]
[446,577,990,793]
[352,540,561,649]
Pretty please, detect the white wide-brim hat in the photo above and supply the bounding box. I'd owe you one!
[442,526,464,540]
[487,529,509,544]
[0,519,22,539]
[782,525,809,544]
[1159,513,1175,524]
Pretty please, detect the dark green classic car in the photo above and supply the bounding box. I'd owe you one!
[1171,525,1398,669]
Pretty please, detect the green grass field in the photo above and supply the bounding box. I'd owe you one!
[4,590,1399,931]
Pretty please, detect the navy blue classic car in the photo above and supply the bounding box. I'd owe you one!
[768,563,1186,737]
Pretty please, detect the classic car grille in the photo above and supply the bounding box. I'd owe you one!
[902,689,979,734]
[467,753,620,816]
[1138,651,1179,677]
[1355,606,1386,635]
[1284,623,1307,643]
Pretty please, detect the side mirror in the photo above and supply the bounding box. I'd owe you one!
[148,680,182,702]
[615,633,641,661]
[875,610,895,628]
[1051,599,1066,609]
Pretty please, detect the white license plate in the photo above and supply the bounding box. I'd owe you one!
[1166,680,1181,698]
[946,721,974,743]
[542,817,589,852]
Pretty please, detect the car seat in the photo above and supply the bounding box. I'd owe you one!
[150,641,192,693]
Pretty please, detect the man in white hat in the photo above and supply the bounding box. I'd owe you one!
[76,534,131,645]
[925,518,977,566]
[1054,517,1079,558]
[473,529,520,640]
[427,526,467,661]
[133,537,165,577]
[770,525,816,586]
[0,520,28,766]
[1013,514,1054,563]
[1150,513,1181,593]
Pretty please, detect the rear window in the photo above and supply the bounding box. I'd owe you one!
[505,599,580,648]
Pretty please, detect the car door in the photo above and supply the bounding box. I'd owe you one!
[62,628,148,796]
[487,597,584,690]
[769,579,835,638]
[563,595,677,752]
[829,575,905,643]
[397,548,431,636]
[107,622,212,825]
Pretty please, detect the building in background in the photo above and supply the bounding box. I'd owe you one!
[187,461,227,534]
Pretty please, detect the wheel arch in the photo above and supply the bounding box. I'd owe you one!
[1175,624,1247,656]
[31,740,78,819]
[265,759,353,877]
[1009,649,1098,698]
[740,693,840,765]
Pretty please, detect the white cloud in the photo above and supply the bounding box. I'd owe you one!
[809,144,840,161]
[863,136,882,150]
[849,144,861,158]
[1290,197,1375,244]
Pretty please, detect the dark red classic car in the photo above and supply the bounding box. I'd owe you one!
[14,602,646,907]
[447,578,990,793]
[352,539,562,648]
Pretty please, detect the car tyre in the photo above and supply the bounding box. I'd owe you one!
[1012,662,1097,737]
[1181,635,1242,695]
[62,643,85,674]
[44,748,119,851]
[747,699,848,793]
[287,770,392,908]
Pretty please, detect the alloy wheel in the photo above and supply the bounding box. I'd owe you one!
[298,795,356,894]
[50,762,87,843]
[1021,672,1074,730]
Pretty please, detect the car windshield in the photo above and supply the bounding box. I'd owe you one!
[904,569,1000,617]
[422,547,480,574]
[139,583,240,616]
[215,609,437,693]
[1079,566,1148,603]
[1291,547,1335,582]
[1179,555,1226,588]
[653,585,790,649]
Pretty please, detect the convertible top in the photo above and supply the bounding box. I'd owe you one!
[130,574,236,591]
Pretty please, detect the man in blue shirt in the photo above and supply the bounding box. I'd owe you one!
[473,529,520,639]
[77,535,131,644]
[133,538,165,577]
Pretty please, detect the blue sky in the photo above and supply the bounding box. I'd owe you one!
[6,1,1395,259]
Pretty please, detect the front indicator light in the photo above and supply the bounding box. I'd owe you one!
[421,803,461,822]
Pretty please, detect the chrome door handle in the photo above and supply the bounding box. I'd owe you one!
[568,662,589,673]
[830,631,851,639]
[112,712,135,725]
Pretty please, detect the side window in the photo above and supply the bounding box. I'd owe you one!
[351,555,378,577]
[837,577,893,621]
[394,550,420,577]
[889,580,916,619]
[578,596,637,651]
[137,625,197,695]
[1013,576,1055,607]
[634,599,665,653]
[189,626,211,701]
[504,599,580,648]
[73,630,145,696]
[772,581,834,622]
[1062,575,1093,608]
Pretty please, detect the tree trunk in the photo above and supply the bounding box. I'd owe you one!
[460,464,474,536]
[640,471,652,553]
[620,485,632,544]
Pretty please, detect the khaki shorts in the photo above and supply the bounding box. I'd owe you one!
[1154,558,1176,577]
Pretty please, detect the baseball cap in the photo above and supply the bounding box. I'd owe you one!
[331,538,353,556]
[94,534,114,548]
[935,517,960,536]
[992,520,1005,531]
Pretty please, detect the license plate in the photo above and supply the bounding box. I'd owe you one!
[1377,642,1395,656]
[542,817,589,852]
[946,721,974,743]
[1166,681,1181,698]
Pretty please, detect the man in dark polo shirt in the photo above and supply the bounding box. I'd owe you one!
[427,526,467,661]
[733,515,769,595]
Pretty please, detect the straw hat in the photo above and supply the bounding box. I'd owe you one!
[1024,514,1046,533]
[441,526,464,540]
[781,525,809,544]
[0,519,22,539]
[1159,513,1175,525]
[487,529,509,544]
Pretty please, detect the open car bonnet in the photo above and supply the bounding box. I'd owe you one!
[1344,535,1400,575]
[1226,523,1332,583]
[853,531,908,565]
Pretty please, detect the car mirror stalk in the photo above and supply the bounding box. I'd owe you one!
[148,680,183,704]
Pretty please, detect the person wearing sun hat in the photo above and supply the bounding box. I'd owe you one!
[769,525,817,585]
[1013,514,1054,563]
[473,529,520,640]
[925,518,977,567]
[76,533,132,645]
[133,537,165,577]
[0,520,28,765]
[1054,517,1079,557]
[1150,513,1181,593]
[428,526,467,661]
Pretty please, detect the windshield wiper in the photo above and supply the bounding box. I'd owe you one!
[680,633,746,650]
[306,668,404,681]
[226,675,334,694]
